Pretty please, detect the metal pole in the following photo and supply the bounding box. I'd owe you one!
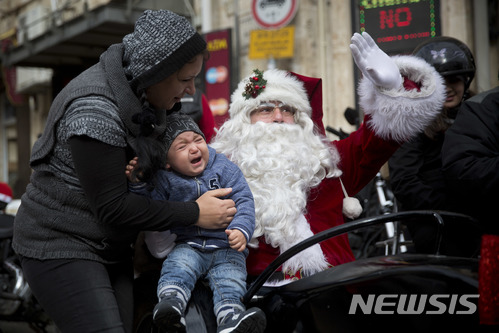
[233,0,240,90]
[201,0,212,33]
[473,0,491,92]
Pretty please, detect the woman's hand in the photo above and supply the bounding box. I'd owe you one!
[196,188,237,229]
[125,157,140,182]
[350,32,402,90]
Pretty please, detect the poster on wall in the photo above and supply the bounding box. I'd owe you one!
[203,29,232,129]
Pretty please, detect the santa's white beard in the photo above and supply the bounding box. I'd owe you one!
[212,121,341,275]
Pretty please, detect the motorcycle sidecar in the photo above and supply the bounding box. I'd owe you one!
[135,211,486,333]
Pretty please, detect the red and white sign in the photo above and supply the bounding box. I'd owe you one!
[252,0,298,29]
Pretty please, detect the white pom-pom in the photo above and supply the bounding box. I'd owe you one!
[342,197,363,219]
[339,177,363,219]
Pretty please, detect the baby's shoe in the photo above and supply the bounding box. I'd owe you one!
[153,292,186,332]
[217,307,266,333]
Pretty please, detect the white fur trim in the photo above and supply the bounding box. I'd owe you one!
[229,69,312,121]
[358,55,445,142]
[0,193,12,203]
[279,215,329,276]
[263,279,293,287]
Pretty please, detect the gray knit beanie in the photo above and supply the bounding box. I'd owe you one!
[164,113,206,154]
[123,10,207,93]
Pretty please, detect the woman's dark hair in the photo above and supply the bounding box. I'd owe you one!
[131,104,167,186]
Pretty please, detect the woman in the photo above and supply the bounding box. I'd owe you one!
[12,10,235,333]
[388,36,477,255]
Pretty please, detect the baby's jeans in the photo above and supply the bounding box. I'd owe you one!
[157,243,248,319]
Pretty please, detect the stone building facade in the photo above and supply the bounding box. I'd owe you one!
[0,0,497,198]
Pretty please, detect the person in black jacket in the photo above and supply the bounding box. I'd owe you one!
[442,84,499,326]
[441,85,499,235]
[388,36,477,255]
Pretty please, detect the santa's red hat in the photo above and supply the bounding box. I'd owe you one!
[228,68,330,136]
[289,71,326,135]
[229,69,315,124]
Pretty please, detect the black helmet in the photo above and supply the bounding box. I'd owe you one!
[413,36,475,89]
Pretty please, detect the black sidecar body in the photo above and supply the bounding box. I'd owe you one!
[135,210,489,333]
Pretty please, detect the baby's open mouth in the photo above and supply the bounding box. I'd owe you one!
[191,157,201,164]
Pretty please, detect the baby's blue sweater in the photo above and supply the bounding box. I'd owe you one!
[130,146,255,250]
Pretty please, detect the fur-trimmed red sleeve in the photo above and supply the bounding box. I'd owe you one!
[358,55,445,143]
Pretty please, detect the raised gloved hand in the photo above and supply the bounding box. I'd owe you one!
[350,32,403,90]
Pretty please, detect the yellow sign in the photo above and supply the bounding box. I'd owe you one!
[249,26,295,59]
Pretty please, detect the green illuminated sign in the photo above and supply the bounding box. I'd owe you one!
[356,0,441,54]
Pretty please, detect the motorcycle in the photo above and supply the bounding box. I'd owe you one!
[0,205,54,333]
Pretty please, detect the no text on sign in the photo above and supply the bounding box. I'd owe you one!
[249,26,295,59]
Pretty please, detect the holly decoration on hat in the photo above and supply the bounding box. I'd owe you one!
[242,69,267,99]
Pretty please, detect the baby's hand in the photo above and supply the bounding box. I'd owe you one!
[125,157,140,182]
[225,229,247,252]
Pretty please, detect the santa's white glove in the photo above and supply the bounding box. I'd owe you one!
[350,32,403,90]
[144,230,177,259]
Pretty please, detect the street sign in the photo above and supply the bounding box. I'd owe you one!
[249,26,295,59]
[251,0,298,29]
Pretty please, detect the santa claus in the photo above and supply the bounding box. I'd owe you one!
[211,32,446,281]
